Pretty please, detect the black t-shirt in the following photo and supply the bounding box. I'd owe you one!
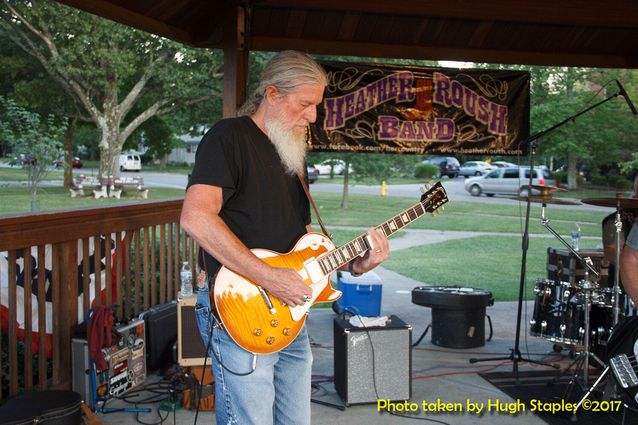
[187,116,310,277]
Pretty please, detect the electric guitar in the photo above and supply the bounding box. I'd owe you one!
[213,182,448,354]
[607,316,638,406]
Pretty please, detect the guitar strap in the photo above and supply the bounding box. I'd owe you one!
[298,174,332,240]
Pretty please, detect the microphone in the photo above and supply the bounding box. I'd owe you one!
[616,80,638,115]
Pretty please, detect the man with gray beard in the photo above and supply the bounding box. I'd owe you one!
[180,50,389,425]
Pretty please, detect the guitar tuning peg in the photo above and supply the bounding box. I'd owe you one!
[419,186,426,194]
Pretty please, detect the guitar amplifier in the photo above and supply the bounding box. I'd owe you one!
[333,315,412,405]
[72,318,146,404]
[177,296,210,366]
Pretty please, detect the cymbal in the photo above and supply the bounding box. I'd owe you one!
[526,184,567,193]
[510,196,581,205]
[581,197,638,209]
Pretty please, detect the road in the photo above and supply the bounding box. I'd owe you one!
[0,160,613,212]
[133,170,611,212]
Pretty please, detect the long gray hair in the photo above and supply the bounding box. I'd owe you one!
[238,50,328,116]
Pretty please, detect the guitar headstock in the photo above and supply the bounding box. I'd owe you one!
[419,182,449,215]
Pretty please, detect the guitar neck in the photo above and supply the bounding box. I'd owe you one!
[314,201,429,277]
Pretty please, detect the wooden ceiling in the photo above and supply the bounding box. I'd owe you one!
[56,0,638,68]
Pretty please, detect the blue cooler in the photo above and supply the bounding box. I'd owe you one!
[333,270,382,316]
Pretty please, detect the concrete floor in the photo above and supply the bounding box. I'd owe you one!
[93,262,602,425]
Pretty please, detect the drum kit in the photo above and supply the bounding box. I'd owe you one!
[524,187,638,400]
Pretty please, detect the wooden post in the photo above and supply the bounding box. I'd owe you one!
[223,5,248,118]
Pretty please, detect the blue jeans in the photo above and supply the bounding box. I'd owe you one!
[195,286,312,425]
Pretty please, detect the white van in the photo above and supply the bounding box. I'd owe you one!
[119,154,141,172]
[464,167,557,197]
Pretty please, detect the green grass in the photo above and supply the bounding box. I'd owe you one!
[310,192,608,237]
[382,235,602,302]
[0,186,184,215]
[0,167,64,181]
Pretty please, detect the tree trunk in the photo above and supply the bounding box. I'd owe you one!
[340,161,351,209]
[567,152,578,190]
[63,118,75,189]
[98,123,124,178]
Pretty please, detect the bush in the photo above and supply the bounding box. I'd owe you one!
[608,175,632,190]
[414,163,439,179]
[590,175,608,186]
[554,170,567,184]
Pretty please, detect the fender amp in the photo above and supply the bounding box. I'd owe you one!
[177,296,209,366]
[333,315,412,405]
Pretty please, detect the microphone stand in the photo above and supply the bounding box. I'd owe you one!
[469,85,627,384]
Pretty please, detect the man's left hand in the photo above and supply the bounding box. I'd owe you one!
[352,228,389,274]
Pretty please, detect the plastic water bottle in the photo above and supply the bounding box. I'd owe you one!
[571,223,581,251]
[180,261,193,297]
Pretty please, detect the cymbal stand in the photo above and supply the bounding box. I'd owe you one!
[469,143,557,382]
[613,200,622,325]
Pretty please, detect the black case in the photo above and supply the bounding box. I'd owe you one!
[139,301,177,371]
[0,391,82,425]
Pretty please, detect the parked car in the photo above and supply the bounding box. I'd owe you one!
[306,163,319,184]
[459,161,493,177]
[314,159,352,175]
[491,161,517,168]
[464,167,557,197]
[19,154,36,167]
[54,156,83,169]
[119,154,142,171]
[420,156,460,178]
[315,159,342,175]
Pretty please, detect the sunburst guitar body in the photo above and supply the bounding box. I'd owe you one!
[213,182,448,354]
[213,233,341,354]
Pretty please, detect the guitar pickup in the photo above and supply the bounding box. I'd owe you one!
[302,257,324,283]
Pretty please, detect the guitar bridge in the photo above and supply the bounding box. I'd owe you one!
[610,353,638,389]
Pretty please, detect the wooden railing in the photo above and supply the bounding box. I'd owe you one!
[0,199,196,400]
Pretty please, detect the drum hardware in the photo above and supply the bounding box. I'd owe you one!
[468,88,627,383]
[567,195,636,421]
[539,201,610,397]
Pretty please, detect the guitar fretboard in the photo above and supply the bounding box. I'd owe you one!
[314,186,444,277]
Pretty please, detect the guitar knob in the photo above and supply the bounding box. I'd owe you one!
[270,319,279,327]
[266,336,275,345]
[253,328,263,336]
[282,328,291,336]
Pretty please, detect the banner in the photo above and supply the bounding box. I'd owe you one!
[310,61,530,156]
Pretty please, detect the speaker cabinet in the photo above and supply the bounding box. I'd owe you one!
[140,302,177,371]
[177,296,209,366]
[333,315,411,405]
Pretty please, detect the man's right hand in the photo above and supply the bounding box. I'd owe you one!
[260,267,313,307]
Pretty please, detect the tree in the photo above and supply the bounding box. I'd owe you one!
[0,0,223,178]
[0,96,66,210]
[0,29,81,187]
